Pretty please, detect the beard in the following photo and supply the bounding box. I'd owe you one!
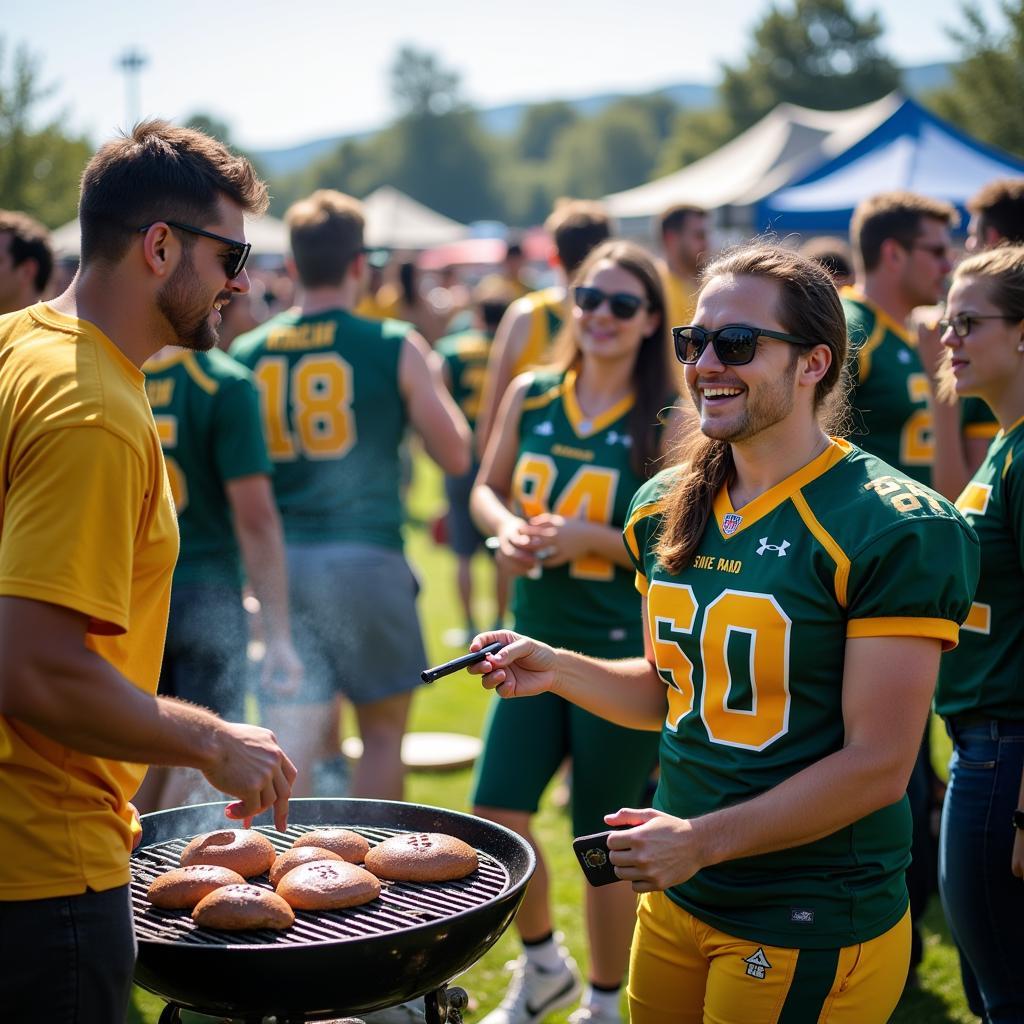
[690,352,799,443]
[156,252,220,352]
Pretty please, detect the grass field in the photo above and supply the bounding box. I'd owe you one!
[128,455,979,1024]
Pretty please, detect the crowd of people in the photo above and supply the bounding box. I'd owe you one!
[0,120,1022,1024]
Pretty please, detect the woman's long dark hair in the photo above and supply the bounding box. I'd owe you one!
[548,239,675,479]
[655,243,850,574]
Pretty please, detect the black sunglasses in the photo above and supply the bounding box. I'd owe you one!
[138,220,251,279]
[574,285,646,320]
[939,313,1015,339]
[672,324,813,366]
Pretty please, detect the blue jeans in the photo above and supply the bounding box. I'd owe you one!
[0,885,136,1022]
[939,718,1024,1023]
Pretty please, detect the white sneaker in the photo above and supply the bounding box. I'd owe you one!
[478,952,583,1024]
[566,1003,624,1023]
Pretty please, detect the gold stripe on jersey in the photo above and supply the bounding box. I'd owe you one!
[624,499,665,564]
[962,601,992,635]
[1004,446,1015,480]
[520,377,565,412]
[841,288,913,382]
[956,481,993,516]
[964,421,1000,440]
[182,353,218,395]
[791,490,851,607]
[634,570,649,595]
[847,615,959,648]
[562,369,635,438]
[711,439,850,539]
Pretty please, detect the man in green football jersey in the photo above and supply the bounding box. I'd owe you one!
[469,243,978,1024]
[231,189,471,801]
[135,343,302,812]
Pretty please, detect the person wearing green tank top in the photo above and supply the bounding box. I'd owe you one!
[471,241,683,1024]
[933,246,1024,1021]
[468,244,978,1024]
[230,190,471,802]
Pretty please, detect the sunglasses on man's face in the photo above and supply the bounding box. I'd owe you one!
[138,220,251,279]
[573,285,646,320]
[672,324,813,366]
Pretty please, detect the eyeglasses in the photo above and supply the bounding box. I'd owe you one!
[573,285,646,320]
[672,324,813,366]
[938,313,1014,338]
[137,220,251,279]
[911,243,952,262]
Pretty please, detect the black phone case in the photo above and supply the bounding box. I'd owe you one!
[572,829,619,887]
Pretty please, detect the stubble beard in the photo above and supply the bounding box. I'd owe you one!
[156,252,219,352]
[691,356,799,443]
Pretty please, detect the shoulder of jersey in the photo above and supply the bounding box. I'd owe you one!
[520,369,565,409]
[840,292,874,346]
[229,310,296,356]
[201,347,255,382]
[628,464,684,520]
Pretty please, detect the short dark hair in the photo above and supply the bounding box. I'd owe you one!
[658,204,706,239]
[78,119,268,267]
[968,178,1024,244]
[850,191,957,273]
[798,236,853,281]
[544,199,611,278]
[0,210,53,294]
[286,190,364,289]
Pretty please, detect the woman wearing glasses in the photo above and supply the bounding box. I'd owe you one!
[934,246,1024,1022]
[470,240,682,1024]
[470,243,978,1023]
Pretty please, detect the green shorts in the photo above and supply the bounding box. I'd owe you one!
[470,685,661,837]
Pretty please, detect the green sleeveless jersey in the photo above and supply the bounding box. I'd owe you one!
[842,290,996,484]
[230,309,409,548]
[436,328,493,430]
[936,415,1024,720]
[624,439,978,948]
[510,369,656,656]
[143,349,271,587]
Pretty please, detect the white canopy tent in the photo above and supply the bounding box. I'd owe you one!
[49,214,290,261]
[602,94,900,236]
[361,185,468,250]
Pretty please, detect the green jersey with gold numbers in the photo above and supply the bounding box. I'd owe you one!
[231,309,409,548]
[437,328,493,430]
[143,349,271,587]
[511,369,658,656]
[936,415,1024,720]
[624,439,978,948]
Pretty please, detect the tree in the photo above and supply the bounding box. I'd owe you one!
[929,1,1024,157]
[390,46,461,117]
[0,39,92,227]
[516,101,579,160]
[185,111,267,181]
[655,107,736,176]
[719,0,900,133]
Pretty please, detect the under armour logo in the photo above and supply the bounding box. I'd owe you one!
[897,349,912,364]
[744,948,772,979]
[533,421,554,435]
[605,430,633,447]
[756,537,790,557]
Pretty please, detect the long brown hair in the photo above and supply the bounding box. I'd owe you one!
[547,239,675,479]
[656,243,850,573]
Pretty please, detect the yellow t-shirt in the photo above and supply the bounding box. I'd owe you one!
[661,267,697,332]
[0,303,178,900]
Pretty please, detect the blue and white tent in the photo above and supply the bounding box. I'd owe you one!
[757,95,1024,234]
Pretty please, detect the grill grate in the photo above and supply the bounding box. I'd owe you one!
[131,823,510,947]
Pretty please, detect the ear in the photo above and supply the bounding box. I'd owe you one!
[985,225,1003,248]
[139,223,176,279]
[799,343,833,390]
[15,257,39,288]
[879,237,905,270]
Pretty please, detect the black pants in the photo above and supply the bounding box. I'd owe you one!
[0,884,136,1023]
[906,735,938,973]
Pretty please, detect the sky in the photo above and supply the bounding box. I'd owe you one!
[5,0,1007,152]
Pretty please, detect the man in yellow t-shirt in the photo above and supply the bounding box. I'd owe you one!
[657,203,709,331]
[0,121,296,1023]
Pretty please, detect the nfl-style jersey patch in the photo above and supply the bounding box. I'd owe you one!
[722,512,743,535]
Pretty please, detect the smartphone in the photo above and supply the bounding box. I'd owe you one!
[572,829,620,887]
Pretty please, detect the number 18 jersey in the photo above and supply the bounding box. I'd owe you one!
[231,309,409,548]
[624,439,978,949]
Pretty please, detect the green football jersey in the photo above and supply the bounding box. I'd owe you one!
[936,415,1024,720]
[144,349,271,587]
[624,439,978,948]
[436,328,493,431]
[510,369,658,656]
[230,309,409,548]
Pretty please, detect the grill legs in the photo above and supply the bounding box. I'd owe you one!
[424,985,468,1024]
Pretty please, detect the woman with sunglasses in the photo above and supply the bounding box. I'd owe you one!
[470,240,682,1024]
[933,246,1024,1023]
[469,243,979,1024]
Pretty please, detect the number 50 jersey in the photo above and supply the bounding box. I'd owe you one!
[231,309,409,549]
[624,439,979,949]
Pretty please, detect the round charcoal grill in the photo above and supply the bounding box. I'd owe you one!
[132,798,535,1023]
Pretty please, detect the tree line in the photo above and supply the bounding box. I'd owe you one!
[3,0,1024,230]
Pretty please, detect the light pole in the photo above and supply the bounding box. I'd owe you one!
[116,48,148,129]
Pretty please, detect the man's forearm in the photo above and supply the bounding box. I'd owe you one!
[552,651,665,731]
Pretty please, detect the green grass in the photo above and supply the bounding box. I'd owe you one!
[128,455,979,1023]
